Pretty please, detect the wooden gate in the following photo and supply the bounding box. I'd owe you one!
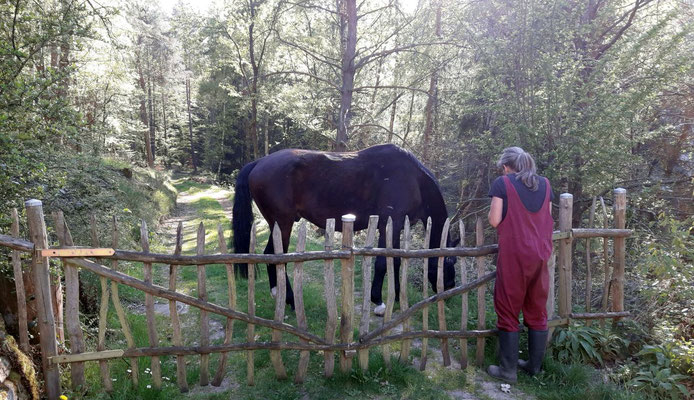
[0,190,632,399]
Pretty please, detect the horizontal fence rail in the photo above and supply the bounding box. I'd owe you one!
[1,189,632,399]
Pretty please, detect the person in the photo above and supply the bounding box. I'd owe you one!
[486,147,554,383]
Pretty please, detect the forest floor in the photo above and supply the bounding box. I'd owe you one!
[72,177,629,400]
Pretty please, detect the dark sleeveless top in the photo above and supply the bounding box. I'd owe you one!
[488,173,554,221]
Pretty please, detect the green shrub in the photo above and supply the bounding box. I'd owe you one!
[626,345,690,400]
[551,326,628,366]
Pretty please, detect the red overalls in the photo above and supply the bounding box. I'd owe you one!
[494,176,554,332]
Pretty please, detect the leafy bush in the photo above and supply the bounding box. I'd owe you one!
[626,345,690,400]
[552,326,628,366]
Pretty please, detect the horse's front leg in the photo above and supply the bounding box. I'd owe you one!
[370,232,387,306]
[370,222,403,313]
[264,225,296,310]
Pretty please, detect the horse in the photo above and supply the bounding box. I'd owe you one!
[232,143,457,312]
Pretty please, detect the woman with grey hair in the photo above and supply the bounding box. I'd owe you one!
[486,147,554,383]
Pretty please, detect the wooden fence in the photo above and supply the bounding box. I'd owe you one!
[0,190,632,399]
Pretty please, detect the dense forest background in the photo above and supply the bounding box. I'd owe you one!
[2,0,692,220]
[1,0,693,398]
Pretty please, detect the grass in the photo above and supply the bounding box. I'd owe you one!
[62,179,641,400]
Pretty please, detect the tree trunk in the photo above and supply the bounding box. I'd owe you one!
[388,96,398,143]
[263,114,269,156]
[148,75,156,161]
[136,50,154,168]
[336,0,357,151]
[186,77,197,172]
[248,2,260,160]
[422,0,442,164]
[161,91,168,164]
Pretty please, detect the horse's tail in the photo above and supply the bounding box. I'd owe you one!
[232,160,258,278]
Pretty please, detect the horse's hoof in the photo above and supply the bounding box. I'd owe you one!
[374,303,386,316]
[271,287,277,298]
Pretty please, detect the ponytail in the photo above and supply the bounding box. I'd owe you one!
[497,146,539,191]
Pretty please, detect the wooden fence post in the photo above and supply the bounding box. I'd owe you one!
[293,222,309,383]
[111,217,139,385]
[611,188,626,321]
[25,199,60,400]
[213,223,236,387]
[340,214,356,372]
[91,215,112,391]
[398,216,412,362]
[546,252,557,344]
[11,209,30,353]
[54,212,86,390]
[459,220,468,369]
[420,217,432,371]
[197,222,210,385]
[383,217,395,368]
[437,218,451,366]
[475,217,486,367]
[141,221,162,388]
[169,222,188,392]
[323,219,337,377]
[270,223,288,379]
[585,197,596,326]
[558,194,573,320]
[358,216,379,371]
[246,222,257,386]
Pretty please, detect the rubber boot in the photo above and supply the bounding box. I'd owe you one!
[518,329,548,375]
[487,330,519,384]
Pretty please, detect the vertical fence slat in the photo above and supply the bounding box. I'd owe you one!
[546,252,557,344]
[111,217,139,385]
[169,222,187,392]
[586,197,596,326]
[420,217,432,371]
[358,215,379,370]
[197,222,210,386]
[141,220,162,389]
[246,222,257,386]
[558,194,573,319]
[599,197,610,329]
[383,217,395,368]
[270,223,288,379]
[55,211,86,390]
[25,200,60,400]
[213,223,236,387]
[11,209,30,353]
[91,215,112,391]
[475,217,486,366]
[340,214,356,372]
[293,222,309,383]
[437,218,451,366]
[398,216,412,362]
[459,220,468,369]
[611,188,626,323]
[323,219,337,377]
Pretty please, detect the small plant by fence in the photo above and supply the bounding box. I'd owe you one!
[0,190,632,399]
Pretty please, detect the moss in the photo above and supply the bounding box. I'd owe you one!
[0,334,40,400]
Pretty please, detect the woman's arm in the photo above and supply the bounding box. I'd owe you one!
[489,196,503,228]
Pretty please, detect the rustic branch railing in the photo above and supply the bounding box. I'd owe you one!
[0,189,632,399]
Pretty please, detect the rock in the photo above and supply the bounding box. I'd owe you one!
[0,380,17,400]
[0,357,10,382]
[121,168,133,179]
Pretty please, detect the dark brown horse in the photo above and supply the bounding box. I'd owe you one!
[232,144,456,309]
